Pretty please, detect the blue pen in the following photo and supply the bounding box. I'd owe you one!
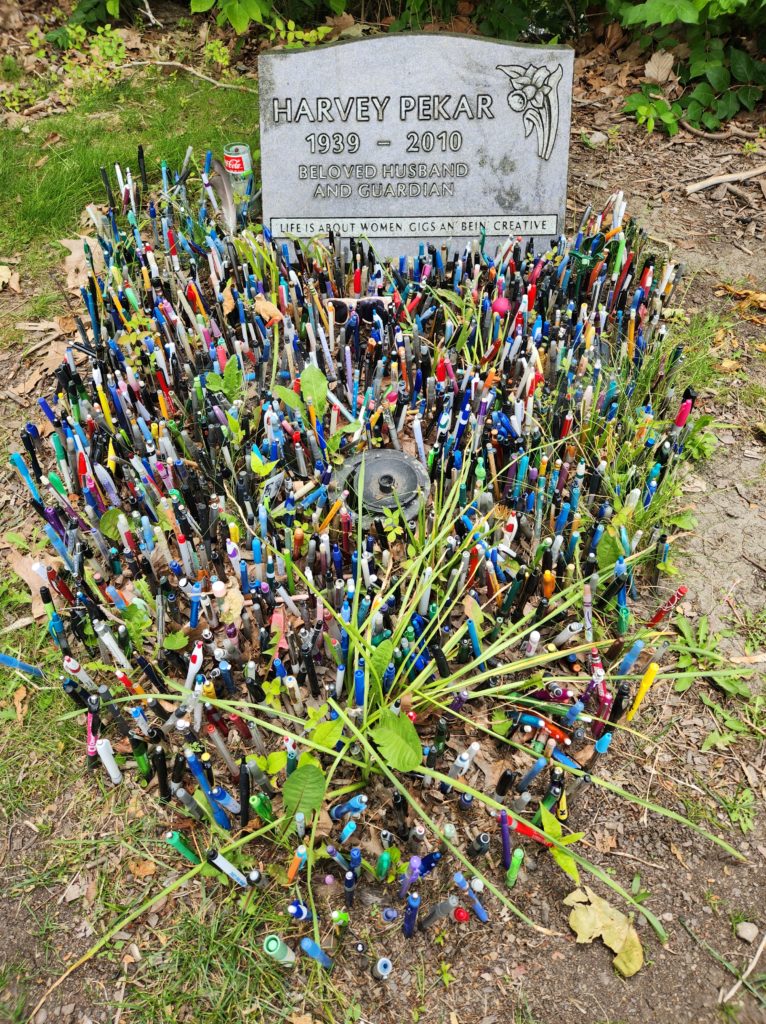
[0,653,44,678]
[300,937,333,969]
[402,892,421,937]
[453,872,488,922]
[517,756,548,792]
[185,748,231,830]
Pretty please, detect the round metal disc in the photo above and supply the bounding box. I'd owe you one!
[335,450,430,524]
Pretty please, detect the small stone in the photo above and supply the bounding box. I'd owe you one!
[661,912,674,922]
[61,1005,75,1017]
[736,922,759,944]
[35,1010,48,1024]
[586,130,608,147]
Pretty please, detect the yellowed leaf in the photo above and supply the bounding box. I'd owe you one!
[564,886,644,977]
[13,685,27,723]
[128,859,157,879]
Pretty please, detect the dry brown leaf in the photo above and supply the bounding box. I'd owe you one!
[15,320,63,335]
[128,859,157,879]
[644,50,674,84]
[715,358,740,372]
[8,271,20,293]
[595,830,617,853]
[58,237,104,293]
[13,685,27,723]
[2,548,47,619]
[34,155,49,169]
[670,841,691,870]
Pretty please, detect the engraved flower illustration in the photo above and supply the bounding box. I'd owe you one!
[497,62,563,162]
[505,65,552,112]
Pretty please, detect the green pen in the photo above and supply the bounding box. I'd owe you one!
[283,549,295,594]
[47,471,68,498]
[263,934,296,966]
[371,628,392,647]
[249,792,274,823]
[165,830,200,864]
[375,850,391,881]
[505,847,524,889]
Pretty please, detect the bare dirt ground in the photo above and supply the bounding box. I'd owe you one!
[1,34,766,1024]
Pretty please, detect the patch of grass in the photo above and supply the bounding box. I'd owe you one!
[738,608,766,656]
[0,962,28,1024]
[0,69,256,330]
[741,380,766,411]
[117,897,292,1024]
[0,574,82,818]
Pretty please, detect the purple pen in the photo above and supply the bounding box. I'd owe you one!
[398,855,421,898]
[500,810,512,870]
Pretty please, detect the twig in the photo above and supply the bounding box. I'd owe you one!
[119,61,258,95]
[139,0,162,26]
[742,553,766,575]
[685,162,766,195]
[722,930,766,1004]
[680,120,765,141]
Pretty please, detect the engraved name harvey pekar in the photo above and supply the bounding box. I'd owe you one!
[258,34,573,253]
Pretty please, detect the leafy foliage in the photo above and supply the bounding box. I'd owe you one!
[370,709,422,772]
[281,763,327,817]
[615,0,766,133]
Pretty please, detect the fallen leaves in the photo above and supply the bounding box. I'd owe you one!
[644,50,674,84]
[128,858,157,879]
[58,237,104,293]
[1,547,47,619]
[716,284,766,312]
[13,684,27,723]
[564,886,644,977]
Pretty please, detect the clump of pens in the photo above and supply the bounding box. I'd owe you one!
[7,145,698,975]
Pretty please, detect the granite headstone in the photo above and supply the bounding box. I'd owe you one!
[259,33,574,254]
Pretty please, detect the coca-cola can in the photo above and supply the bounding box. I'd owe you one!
[223,143,253,202]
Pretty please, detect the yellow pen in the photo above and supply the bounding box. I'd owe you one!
[626,662,659,721]
[97,385,115,432]
[318,496,345,534]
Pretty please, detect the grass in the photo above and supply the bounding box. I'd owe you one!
[0,70,256,346]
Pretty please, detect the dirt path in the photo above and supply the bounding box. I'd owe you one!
[1,94,765,1024]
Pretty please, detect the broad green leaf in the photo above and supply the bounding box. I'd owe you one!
[255,750,287,776]
[190,0,216,10]
[163,630,189,651]
[668,511,697,531]
[701,730,738,752]
[311,717,344,750]
[705,66,731,92]
[540,803,562,840]
[369,638,394,685]
[273,384,306,416]
[299,364,328,418]
[370,709,422,772]
[281,764,326,817]
[223,357,243,401]
[205,371,225,393]
[736,85,762,111]
[673,614,695,645]
[729,47,754,84]
[98,508,121,541]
